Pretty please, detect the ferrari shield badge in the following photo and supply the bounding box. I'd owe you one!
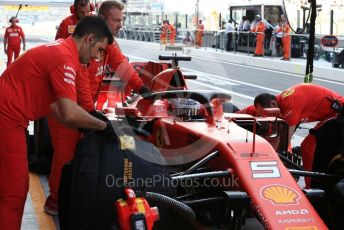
[68,25,76,34]
[120,135,136,150]
[281,89,295,99]
[156,130,164,147]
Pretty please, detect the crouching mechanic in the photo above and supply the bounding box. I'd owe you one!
[93,0,149,110]
[254,83,344,188]
[0,16,113,229]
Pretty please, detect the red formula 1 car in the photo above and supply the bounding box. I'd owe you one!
[59,55,344,230]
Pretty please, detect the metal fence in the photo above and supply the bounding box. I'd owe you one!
[117,27,344,60]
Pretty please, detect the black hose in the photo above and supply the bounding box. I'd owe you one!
[282,0,311,34]
[305,0,317,80]
[145,192,196,220]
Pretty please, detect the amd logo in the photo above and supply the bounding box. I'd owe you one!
[276,209,309,215]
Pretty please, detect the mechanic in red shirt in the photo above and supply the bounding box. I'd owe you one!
[4,16,26,66]
[55,0,94,40]
[0,16,113,229]
[42,0,94,214]
[93,0,148,111]
[254,83,344,188]
[43,1,149,216]
[235,104,258,116]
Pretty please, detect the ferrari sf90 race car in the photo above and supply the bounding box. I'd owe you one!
[56,55,344,230]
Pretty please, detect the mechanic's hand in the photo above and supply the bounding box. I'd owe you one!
[89,110,108,122]
[79,111,108,134]
[100,120,117,137]
[23,45,26,51]
[4,49,7,54]
[79,127,92,135]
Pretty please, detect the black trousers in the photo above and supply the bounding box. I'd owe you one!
[226,33,233,51]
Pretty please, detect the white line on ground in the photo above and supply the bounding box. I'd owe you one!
[122,41,344,86]
[189,80,255,100]
[191,55,344,86]
[182,67,281,93]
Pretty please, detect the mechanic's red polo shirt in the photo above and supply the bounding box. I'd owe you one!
[4,25,25,47]
[276,83,344,126]
[55,14,78,40]
[0,37,78,127]
[87,41,144,101]
[236,104,257,116]
[105,41,144,92]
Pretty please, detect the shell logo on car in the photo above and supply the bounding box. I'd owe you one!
[260,184,300,206]
[285,227,318,230]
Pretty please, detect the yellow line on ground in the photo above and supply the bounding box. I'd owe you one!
[29,172,56,230]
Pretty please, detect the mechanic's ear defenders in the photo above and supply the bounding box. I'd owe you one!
[70,3,95,14]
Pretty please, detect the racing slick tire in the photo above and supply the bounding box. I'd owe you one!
[311,117,344,189]
[28,118,53,175]
[331,179,344,230]
[58,130,194,230]
[311,117,344,229]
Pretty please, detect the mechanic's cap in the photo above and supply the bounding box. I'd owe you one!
[256,14,261,18]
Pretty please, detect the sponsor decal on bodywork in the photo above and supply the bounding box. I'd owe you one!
[250,161,281,179]
[156,130,164,147]
[123,158,133,183]
[260,184,301,205]
[120,135,136,150]
[276,209,309,215]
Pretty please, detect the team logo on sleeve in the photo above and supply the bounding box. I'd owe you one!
[68,25,76,34]
[281,89,295,98]
[63,65,76,86]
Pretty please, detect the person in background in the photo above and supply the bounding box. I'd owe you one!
[160,20,168,45]
[238,16,250,46]
[0,16,113,229]
[243,17,251,31]
[94,0,150,111]
[254,84,344,188]
[55,0,93,40]
[166,20,176,45]
[274,21,283,57]
[225,20,234,51]
[183,31,194,45]
[251,14,265,57]
[195,19,204,48]
[4,16,25,66]
[278,15,291,61]
[237,16,245,32]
